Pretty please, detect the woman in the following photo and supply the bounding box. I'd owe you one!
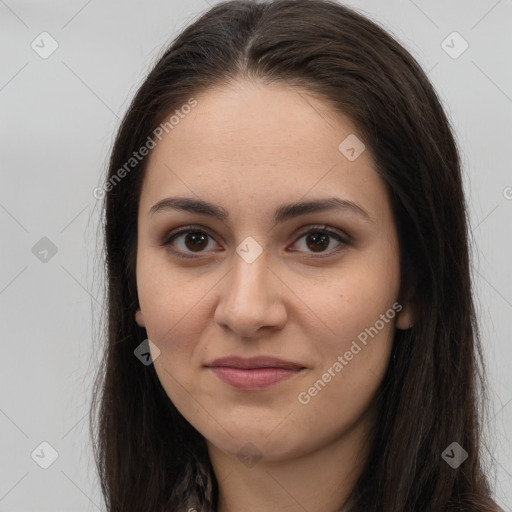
[90,0,501,510]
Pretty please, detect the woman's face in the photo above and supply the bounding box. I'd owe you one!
[135,80,413,462]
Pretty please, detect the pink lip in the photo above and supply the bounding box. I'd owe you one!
[205,356,306,390]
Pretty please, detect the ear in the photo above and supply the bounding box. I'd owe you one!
[395,260,416,330]
[395,301,414,330]
[135,309,146,328]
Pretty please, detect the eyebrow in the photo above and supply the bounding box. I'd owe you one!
[148,196,374,225]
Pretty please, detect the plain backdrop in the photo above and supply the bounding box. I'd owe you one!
[0,0,511,510]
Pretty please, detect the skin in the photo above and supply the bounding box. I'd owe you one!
[135,79,414,512]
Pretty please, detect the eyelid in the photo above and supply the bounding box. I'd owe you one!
[161,224,215,245]
[161,223,350,258]
[292,224,351,246]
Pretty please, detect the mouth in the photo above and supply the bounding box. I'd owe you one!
[204,356,307,390]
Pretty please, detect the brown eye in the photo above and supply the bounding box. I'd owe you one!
[182,231,209,252]
[290,227,348,255]
[163,227,219,257]
[305,231,330,252]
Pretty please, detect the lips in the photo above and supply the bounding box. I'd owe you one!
[205,356,306,370]
[205,356,306,390]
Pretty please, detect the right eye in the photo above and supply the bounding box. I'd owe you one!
[161,225,222,259]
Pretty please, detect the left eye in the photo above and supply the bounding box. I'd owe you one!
[162,225,349,258]
[291,227,348,255]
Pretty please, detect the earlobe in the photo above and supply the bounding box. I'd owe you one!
[396,276,415,330]
[135,309,146,328]
[396,302,414,330]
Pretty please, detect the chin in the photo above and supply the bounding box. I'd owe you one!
[204,422,307,463]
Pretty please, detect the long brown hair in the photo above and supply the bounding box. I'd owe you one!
[90,1,500,510]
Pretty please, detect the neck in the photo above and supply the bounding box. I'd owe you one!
[207,407,375,512]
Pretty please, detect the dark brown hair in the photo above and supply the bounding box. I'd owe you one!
[90,1,500,510]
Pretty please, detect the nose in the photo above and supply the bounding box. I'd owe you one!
[213,249,288,338]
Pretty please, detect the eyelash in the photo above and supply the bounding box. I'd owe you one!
[161,224,350,259]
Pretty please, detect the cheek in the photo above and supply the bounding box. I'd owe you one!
[291,298,397,455]
[291,250,399,417]
[136,250,208,344]
[135,258,222,412]
[301,253,400,354]
[303,289,396,400]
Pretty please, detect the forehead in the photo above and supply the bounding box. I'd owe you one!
[139,80,390,226]
[149,80,360,162]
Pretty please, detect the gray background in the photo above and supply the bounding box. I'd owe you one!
[1,0,511,510]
